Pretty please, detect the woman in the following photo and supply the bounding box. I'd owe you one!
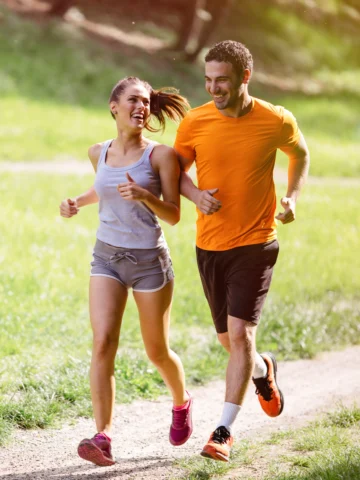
[60,76,192,466]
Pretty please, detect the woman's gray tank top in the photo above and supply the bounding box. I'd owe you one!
[94,140,166,249]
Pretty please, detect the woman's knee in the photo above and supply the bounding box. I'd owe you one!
[92,333,119,359]
[146,344,171,366]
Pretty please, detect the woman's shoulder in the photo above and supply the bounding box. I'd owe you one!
[88,142,109,170]
[149,143,178,173]
[151,143,177,160]
[88,142,103,160]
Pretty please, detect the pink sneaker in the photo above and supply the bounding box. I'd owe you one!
[78,432,115,466]
[169,392,193,446]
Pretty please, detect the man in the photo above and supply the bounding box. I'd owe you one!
[174,40,310,462]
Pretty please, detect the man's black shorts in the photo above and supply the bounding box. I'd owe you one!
[196,240,279,333]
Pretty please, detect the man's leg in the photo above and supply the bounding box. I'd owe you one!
[217,327,284,418]
[201,316,255,461]
[217,328,267,393]
[199,241,283,461]
[213,318,258,434]
[225,316,256,405]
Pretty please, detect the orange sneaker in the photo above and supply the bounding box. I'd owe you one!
[200,426,233,462]
[253,352,284,417]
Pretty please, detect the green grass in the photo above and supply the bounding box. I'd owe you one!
[0,172,359,442]
[274,94,360,177]
[0,172,221,443]
[262,405,360,480]
[174,440,255,479]
[0,96,180,161]
[174,405,360,479]
[0,2,360,445]
[0,5,205,160]
[1,5,360,177]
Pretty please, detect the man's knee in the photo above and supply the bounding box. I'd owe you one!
[228,316,257,348]
[217,332,231,352]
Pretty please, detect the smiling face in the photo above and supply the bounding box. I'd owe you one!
[110,82,151,131]
[205,61,249,114]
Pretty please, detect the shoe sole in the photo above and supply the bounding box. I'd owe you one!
[78,441,115,467]
[265,352,284,416]
[200,449,229,462]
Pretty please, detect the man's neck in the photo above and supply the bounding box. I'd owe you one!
[220,92,253,118]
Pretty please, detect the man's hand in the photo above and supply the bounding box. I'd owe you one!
[59,198,79,218]
[117,172,148,201]
[195,188,221,215]
[275,197,296,224]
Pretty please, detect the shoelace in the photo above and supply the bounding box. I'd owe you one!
[254,376,273,401]
[211,426,231,444]
[106,252,138,266]
[172,407,189,429]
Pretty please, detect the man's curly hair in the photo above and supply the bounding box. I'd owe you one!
[205,40,253,81]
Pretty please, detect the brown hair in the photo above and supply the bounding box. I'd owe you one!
[205,40,253,82]
[109,77,189,132]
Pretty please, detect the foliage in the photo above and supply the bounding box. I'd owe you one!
[1,6,360,176]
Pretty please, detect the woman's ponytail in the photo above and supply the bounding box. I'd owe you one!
[147,88,190,133]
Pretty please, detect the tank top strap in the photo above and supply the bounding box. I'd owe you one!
[97,139,113,168]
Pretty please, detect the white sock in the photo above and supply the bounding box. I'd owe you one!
[216,402,241,433]
[253,352,268,379]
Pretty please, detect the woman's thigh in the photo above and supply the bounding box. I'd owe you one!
[89,275,128,341]
[133,280,174,353]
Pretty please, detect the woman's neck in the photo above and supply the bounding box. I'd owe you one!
[113,130,147,154]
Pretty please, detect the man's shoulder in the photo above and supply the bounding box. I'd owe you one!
[178,102,215,131]
[253,97,286,120]
[186,101,215,119]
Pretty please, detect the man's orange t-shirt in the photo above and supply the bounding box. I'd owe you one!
[174,97,300,251]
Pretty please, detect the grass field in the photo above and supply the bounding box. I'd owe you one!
[0,172,359,442]
[0,4,359,443]
[1,5,360,176]
[176,404,360,479]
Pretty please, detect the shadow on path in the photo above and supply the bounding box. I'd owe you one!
[0,456,174,480]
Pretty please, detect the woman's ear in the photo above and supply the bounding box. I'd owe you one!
[110,101,118,115]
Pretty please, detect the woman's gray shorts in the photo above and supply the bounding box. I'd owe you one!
[90,239,174,292]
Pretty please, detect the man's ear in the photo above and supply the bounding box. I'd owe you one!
[242,69,251,84]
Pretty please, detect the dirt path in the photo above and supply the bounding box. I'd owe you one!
[0,346,359,479]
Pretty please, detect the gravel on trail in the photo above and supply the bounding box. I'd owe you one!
[1,346,359,480]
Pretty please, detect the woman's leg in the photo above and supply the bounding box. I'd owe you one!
[133,280,188,406]
[89,276,128,435]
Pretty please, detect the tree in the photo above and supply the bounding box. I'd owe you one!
[45,0,232,61]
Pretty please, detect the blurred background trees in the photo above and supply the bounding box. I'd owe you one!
[2,0,359,74]
[6,0,358,62]
[40,0,233,61]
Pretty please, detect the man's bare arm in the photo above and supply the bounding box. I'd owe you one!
[276,133,310,224]
[178,154,221,215]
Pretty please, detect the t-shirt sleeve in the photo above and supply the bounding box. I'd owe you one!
[277,108,301,150]
[173,113,196,161]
